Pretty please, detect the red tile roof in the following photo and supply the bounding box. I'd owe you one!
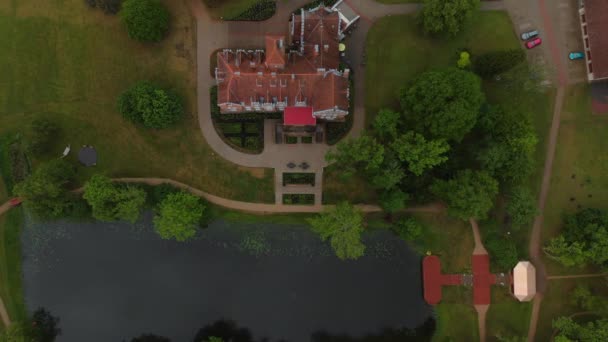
[284,106,316,126]
[586,0,608,79]
[215,6,349,119]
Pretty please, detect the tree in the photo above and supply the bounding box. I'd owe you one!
[420,0,480,36]
[506,186,538,229]
[131,334,171,342]
[31,307,61,342]
[308,202,366,260]
[325,135,384,177]
[476,105,538,185]
[393,217,423,241]
[372,108,401,141]
[485,234,518,270]
[379,189,409,214]
[431,169,498,220]
[118,81,183,129]
[473,49,526,78]
[457,51,471,69]
[13,159,76,219]
[401,68,484,142]
[544,208,608,269]
[553,317,608,341]
[572,285,608,316]
[120,0,169,42]
[83,174,147,223]
[85,0,122,14]
[28,118,61,156]
[391,131,450,176]
[370,156,404,190]
[154,191,205,242]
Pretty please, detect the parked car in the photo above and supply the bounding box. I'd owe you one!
[569,51,585,60]
[521,30,539,41]
[525,37,542,49]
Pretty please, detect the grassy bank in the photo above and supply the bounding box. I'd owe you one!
[0,0,274,203]
[0,208,26,326]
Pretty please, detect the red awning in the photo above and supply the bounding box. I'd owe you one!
[284,107,316,126]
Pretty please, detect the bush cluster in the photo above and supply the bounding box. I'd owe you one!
[84,0,122,14]
[473,49,525,78]
[120,0,169,42]
[29,118,61,156]
[118,81,183,128]
[229,0,276,21]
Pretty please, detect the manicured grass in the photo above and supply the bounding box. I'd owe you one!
[541,84,608,274]
[365,11,520,125]
[486,288,532,340]
[411,212,475,272]
[433,287,479,342]
[0,0,274,203]
[537,277,608,341]
[0,208,26,326]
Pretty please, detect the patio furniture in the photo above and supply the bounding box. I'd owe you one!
[78,146,98,167]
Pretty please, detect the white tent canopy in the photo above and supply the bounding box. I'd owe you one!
[513,261,536,302]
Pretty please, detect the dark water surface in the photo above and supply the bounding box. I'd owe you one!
[22,214,432,342]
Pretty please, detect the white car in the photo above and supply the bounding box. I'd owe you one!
[521,30,539,41]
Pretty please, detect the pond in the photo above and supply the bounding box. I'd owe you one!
[21,213,433,341]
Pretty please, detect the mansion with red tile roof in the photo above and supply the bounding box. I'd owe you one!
[215,4,355,124]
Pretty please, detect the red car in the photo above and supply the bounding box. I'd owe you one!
[526,37,542,49]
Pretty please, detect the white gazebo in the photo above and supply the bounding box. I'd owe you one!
[513,261,536,302]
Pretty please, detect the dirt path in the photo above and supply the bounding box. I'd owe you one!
[0,202,12,327]
[470,219,488,255]
[475,305,489,342]
[547,273,608,280]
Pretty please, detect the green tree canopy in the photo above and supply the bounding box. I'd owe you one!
[308,202,366,260]
[379,189,409,214]
[118,81,183,129]
[120,0,169,42]
[506,186,538,230]
[154,191,206,242]
[372,108,401,141]
[485,233,518,270]
[325,135,384,177]
[553,317,608,341]
[401,68,484,142]
[391,131,450,176]
[420,0,480,36]
[83,174,147,223]
[431,169,498,220]
[130,334,171,342]
[13,159,76,219]
[392,217,423,242]
[544,208,608,269]
[476,105,538,185]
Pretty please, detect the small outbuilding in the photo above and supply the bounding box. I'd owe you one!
[512,261,536,302]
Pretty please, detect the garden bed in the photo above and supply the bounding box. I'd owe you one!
[282,194,315,205]
[205,0,276,21]
[283,173,316,186]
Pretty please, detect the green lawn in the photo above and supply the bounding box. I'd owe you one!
[537,277,608,341]
[486,288,532,340]
[433,287,479,342]
[534,84,608,339]
[0,208,25,328]
[541,84,608,274]
[0,0,274,203]
[364,11,520,125]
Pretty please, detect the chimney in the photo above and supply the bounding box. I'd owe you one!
[343,68,350,78]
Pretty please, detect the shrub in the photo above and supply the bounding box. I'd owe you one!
[393,217,423,241]
[473,49,526,78]
[85,0,122,14]
[120,0,169,42]
[118,81,183,128]
[154,191,206,241]
[457,51,471,69]
[228,0,276,21]
[29,118,61,156]
[485,233,518,270]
